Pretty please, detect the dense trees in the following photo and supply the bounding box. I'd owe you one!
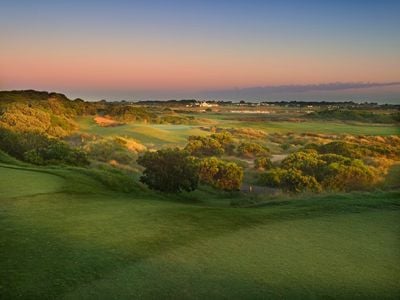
[137,148,199,193]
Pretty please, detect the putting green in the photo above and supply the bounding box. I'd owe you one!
[0,166,64,198]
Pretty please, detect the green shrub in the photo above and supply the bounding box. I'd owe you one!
[198,157,243,191]
[280,169,322,193]
[137,148,199,193]
[0,127,89,166]
[237,142,269,158]
[185,136,224,156]
[254,157,273,170]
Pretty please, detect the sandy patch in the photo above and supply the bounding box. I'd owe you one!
[94,116,124,127]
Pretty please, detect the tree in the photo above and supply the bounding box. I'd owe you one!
[137,148,199,193]
[198,157,243,191]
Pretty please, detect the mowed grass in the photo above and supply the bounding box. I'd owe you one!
[0,166,64,198]
[77,117,207,147]
[1,164,400,299]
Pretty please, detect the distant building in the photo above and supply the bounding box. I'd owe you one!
[198,101,219,108]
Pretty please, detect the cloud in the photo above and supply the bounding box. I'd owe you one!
[202,82,400,100]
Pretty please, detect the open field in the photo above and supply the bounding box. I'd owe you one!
[77,117,209,147]
[1,163,399,299]
[225,120,400,135]
[201,113,400,136]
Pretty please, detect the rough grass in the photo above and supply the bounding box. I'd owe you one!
[200,113,399,136]
[221,120,400,136]
[1,163,399,299]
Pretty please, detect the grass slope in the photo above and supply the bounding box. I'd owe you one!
[0,164,399,299]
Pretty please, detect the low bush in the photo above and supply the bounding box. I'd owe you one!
[0,127,89,166]
[198,157,243,191]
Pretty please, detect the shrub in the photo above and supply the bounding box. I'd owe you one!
[259,168,321,193]
[0,127,89,166]
[321,160,377,191]
[185,136,224,156]
[254,156,272,170]
[85,138,138,165]
[280,169,322,193]
[137,148,199,193]
[237,142,269,158]
[198,157,243,191]
[210,131,236,154]
[258,168,287,187]
[281,151,326,180]
[259,148,378,193]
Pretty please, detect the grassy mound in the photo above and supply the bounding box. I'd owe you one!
[0,162,399,299]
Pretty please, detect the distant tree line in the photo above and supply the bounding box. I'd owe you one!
[307,109,400,124]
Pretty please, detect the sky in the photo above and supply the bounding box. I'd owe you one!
[1,0,400,102]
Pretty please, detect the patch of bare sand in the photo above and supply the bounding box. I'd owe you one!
[94,116,124,127]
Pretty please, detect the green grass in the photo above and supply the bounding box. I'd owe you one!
[383,163,400,189]
[77,117,208,147]
[1,163,400,299]
[222,120,400,136]
[0,166,64,198]
[200,113,400,136]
